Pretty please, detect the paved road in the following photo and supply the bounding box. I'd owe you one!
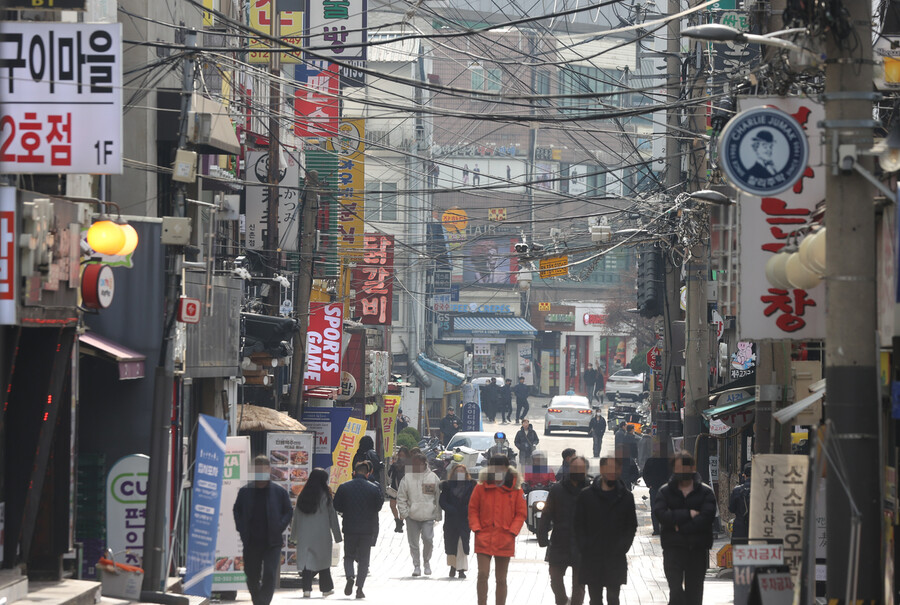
[231,396,735,605]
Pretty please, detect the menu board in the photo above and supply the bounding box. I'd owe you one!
[213,436,251,591]
[266,432,315,573]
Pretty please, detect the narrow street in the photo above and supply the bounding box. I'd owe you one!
[250,396,735,604]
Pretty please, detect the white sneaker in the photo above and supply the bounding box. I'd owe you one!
[303,591,311,598]
[413,566,421,577]
[424,563,432,575]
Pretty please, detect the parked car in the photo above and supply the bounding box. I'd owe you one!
[604,369,645,402]
[470,375,506,387]
[543,394,593,436]
[446,431,516,475]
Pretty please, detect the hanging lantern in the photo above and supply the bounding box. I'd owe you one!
[765,250,793,289]
[114,223,139,256]
[785,252,822,289]
[87,220,126,256]
[807,228,826,274]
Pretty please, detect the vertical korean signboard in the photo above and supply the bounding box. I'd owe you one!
[248,0,304,63]
[749,454,809,577]
[267,432,315,573]
[294,64,339,138]
[329,119,365,254]
[244,150,300,251]
[0,187,16,325]
[106,454,149,566]
[303,302,343,390]
[329,417,367,491]
[184,415,228,597]
[0,23,123,174]
[304,0,367,60]
[380,395,401,455]
[352,235,394,324]
[729,97,825,340]
[213,436,251,591]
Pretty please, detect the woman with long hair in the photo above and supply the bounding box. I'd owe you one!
[387,446,410,532]
[352,435,384,488]
[290,468,342,598]
[468,455,526,605]
[440,463,476,579]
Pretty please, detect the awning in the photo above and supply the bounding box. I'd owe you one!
[417,353,465,386]
[79,332,146,380]
[702,395,757,420]
[773,388,826,424]
[452,316,538,337]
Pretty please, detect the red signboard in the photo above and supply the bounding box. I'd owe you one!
[647,346,660,370]
[352,235,394,325]
[293,64,339,138]
[304,302,343,390]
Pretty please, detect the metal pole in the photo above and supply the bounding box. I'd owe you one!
[143,29,196,593]
[266,0,282,312]
[823,0,880,591]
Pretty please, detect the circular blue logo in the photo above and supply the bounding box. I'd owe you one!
[719,106,809,197]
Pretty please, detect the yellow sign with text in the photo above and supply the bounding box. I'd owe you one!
[381,395,401,456]
[538,302,551,312]
[329,417,367,490]
[327,120,366,255]
[539,256,569,278]
[249,0,303,64]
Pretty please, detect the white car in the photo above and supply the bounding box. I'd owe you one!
[471,375,506,387]
[446,431,513,475]
[604,369,645,402]
[543,395,593,435]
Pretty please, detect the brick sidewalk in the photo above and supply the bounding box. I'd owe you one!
[248,478,734,605]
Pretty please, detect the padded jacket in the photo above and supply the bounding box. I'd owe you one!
[468,467,526,557]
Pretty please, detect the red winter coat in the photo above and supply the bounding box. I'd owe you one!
[468,468,527,557]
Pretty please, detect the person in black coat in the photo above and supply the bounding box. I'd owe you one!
[583,364,597,404]
[352,435,384,490]
[539,456,589,605]
[333,462,384,599]
[641,455,671,536]
[588,410,606,458]
[440,407,462,443]
[512,376,530,421]
[514,419,540,464]
[728,463,752,540]
[233,455,294,605]
[652,451,717,605]
[439,464,476,579]
[574,456,637,605]
[499,376,513,423]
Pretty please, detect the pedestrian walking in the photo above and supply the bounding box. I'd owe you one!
[594,369,606,404]
[397,452,442,576]
[290,468,342,598]
[468,455,526,605]
[512,376,530,421]
[481,378,500,423]
[232,455,293,605]
[514,419,540,465]
[614,422,627,450]
[352,436,384,489]
[652,451,716,605]
[538,456,589,605]
[574,457,637,605]
[440,464,476,579]
[583,363,597,405]
[641,453,670,536]
[728,463,752,540]
[555,448,576,481]
[333,462,384,599]
[440,406,462,444]
[387,446,410,533]
[588,410,606,458]
[499,375,513,424]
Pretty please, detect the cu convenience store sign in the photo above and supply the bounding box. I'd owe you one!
[0,22,123,174]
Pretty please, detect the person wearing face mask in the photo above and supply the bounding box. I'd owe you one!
[538,456,590,605]
[468,455,526,605]
[574,456,637,605]
[439,464,477,579]
[233,455,294,605]
[514,419,540,464]
[588,410,607,458]
[652,451,716,605]
[397,453,442,576]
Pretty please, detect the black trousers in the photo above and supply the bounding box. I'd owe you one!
[301,568,333,593]
[243,543,281,605]
[343,533,373,588]
[501,403,513,423]
[662,546,708,605]
[586,583,620,605]
[516,401,529,421]
[591,432,604,457]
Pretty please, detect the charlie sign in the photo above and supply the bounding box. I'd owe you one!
[303,302,343,390]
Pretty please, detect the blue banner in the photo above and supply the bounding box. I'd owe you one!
[301,406,353,469]
[183,414,228,597]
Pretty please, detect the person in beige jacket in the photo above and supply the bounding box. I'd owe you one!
[397,452,442,576]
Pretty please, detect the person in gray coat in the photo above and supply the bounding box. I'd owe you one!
[291,468,342,598]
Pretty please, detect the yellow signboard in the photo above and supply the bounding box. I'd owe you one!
[539,256,569,278]
[327,120,365,255]
[488,207,507,221]
[329,417,367,490]
[441,207,468,233]
[249,0,303,64]
[381,394,401,456]
[538,302,551,312]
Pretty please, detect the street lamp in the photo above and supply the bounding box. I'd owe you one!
[681,24,823,64]
[687,189,734,206]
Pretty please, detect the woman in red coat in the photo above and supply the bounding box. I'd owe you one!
[468,455,527,605]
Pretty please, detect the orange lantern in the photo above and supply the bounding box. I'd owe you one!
[87,220,125,256]
[114,223,139,256]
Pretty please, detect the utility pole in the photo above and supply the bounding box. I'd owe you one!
[288,171,319,417]
[266,0,282,311]
[143,29,196,593]
[823,0,879,593]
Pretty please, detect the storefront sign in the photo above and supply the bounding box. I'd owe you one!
[352,234,393,324]
[106,454,149,566]
[441,207,468,234]
[267,432,315,573]
[304,302,343,389]
[462,401,481,432]
[736,97,824,340]
[517,342,534,386]
[434,270,451,292]
[294,65,339,138]
[730,342,757,380]
[381,394,401,455]
[0,23,123,174]
[329,119,364,251]
[583,312,607,325]
[749,455,809,575]
[304,0,367,60]
[244,150,300,251]
[0,187,16,325]
[733,540,784,605]
[184,415,228,597]
[329,417,366,490]
[538,255,569,278]
[300,406,353,469]
[248,0,303,63]
[81,263,115,309]
[449,303,513,314]
[213,436,250,591]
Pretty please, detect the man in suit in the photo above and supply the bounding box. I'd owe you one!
[334,462,385,599]
[745,130,778,180]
